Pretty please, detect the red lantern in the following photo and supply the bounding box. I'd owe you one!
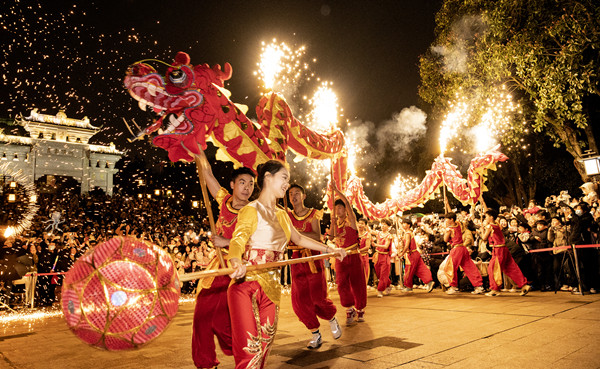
[62,237,180,350]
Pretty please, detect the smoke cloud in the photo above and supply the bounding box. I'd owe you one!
[431,14,487,74]
[348,105,427,167]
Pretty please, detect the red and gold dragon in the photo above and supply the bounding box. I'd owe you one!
[124,52,507,219]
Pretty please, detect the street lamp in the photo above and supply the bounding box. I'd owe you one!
[582,156,600,176]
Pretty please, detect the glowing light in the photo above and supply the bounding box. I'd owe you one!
[307,82,338,133]
[439,85,521,155]
[192,200,199,208]
[256,40,308,92]
[4,226,15,238]
[390,174,419,197]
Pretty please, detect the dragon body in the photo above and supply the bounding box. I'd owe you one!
[124,52,507,219]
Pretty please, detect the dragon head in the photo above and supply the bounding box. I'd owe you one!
[124,52,234,162]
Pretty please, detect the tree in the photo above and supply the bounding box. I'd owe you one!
[419,0,600,181]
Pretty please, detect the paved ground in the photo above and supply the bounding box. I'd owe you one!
[1,287,600,369]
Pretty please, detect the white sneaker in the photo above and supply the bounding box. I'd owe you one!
[329,317,342,339]
[400,287,413,292]
[426,281,434,293]
[307,331,322,349]
[376,291,383,298]
[383,286,393,295]
[446,286,459,294]
[357,309,365,322]
[346,307,357,325]
[471,286,485,295]
[485,290,500,296]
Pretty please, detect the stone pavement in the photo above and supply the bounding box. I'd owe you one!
[1,288,600,369]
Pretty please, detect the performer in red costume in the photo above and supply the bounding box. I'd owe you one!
[224,160,346,369]
[373,219,393,298]
[443,213,484,295]
[287,184,341,349]
[482,209,531,296]
[331,183,368,325]
[398,218,434,293]
[357,218,372,285]
[190,148,255,369]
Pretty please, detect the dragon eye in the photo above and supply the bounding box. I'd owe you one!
[169,69,187,84]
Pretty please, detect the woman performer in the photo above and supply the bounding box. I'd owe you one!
[222,160,346,369]
[398,218,434,293]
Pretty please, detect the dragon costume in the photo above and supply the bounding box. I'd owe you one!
[124,52,507,219]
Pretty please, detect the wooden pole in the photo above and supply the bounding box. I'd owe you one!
[179,250,357,282]
[194,157,226,269]
[330,160,337,238]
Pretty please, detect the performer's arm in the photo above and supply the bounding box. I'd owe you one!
[331,182,357,230]
[481,225,493,241]
[359,232,371,253]
[443,229,452,243]
[228,206,258,279]
[300,216,321,242]
[289,226,346,260]
[188,144,221,199]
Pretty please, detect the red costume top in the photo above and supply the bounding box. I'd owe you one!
[197,187,240,291]
[358,229,370,255]
[287,208,321,248]
[448,224,464,246]
[488,224,506,246]
[335,219,359,250]
[375,231,392,254]
[215,187,240,241]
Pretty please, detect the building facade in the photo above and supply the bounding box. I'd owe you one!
[0,109,123,195]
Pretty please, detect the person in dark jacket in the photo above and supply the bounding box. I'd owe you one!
[531,220,552,291]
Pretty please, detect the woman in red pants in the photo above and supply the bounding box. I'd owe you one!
[222,160,346,369]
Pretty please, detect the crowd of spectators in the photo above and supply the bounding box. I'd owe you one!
[1,184,599,310]
[1,190,216,308]
[356,189,600,295]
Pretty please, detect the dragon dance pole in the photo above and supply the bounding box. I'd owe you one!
[194,157,226,269]
[179,250,357,282]
[443,183,451,213]
[330,160,337,239]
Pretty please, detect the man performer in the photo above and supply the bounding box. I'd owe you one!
[287,184,342,349]
[443,213,485,295]
[482,209,531,296]
[398,218,434,293]
[190,148,255,369]
[373,219,394,297]
[331,183,367,325]
[357,218,372,285]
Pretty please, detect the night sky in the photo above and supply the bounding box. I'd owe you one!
[2,1,443,204]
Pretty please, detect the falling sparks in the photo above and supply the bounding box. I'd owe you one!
[439,86,521,155]
[307,81,339,133]
[255,40,311,93]
[390,173,419,198]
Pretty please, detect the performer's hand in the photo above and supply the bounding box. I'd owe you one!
[229,258,247,279]
[333,247,346,261]
[211,234,230,248]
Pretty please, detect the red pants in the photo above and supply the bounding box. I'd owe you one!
[488,246,528,290]
[336,253,367,310]
[290,255,336,330]
[228,280,278,369]
[360,254,370,282]
[404,251,433,287]
[375,253,391,292]
[192,275,232,368]
[449,246,483,288]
